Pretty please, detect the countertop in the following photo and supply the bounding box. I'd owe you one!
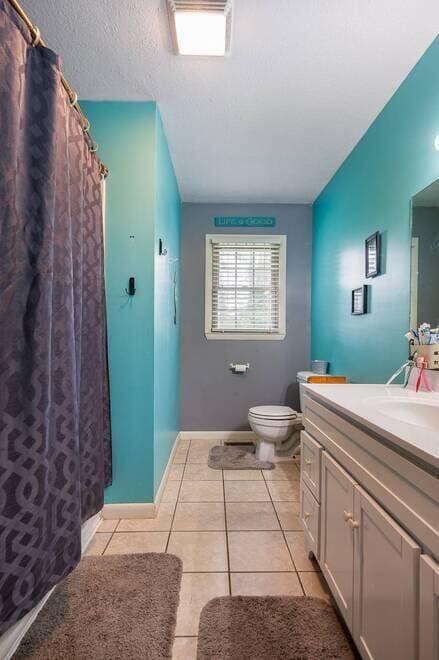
[303,384,439,470]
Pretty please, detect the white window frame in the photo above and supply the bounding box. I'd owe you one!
[204,234,287,341]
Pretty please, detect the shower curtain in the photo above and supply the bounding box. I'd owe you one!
[0,0,112,634]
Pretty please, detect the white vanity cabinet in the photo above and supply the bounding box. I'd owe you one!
[301,388,439,660]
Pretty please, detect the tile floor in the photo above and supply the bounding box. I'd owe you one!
[86,437,330,659]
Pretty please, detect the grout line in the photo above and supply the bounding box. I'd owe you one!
[261,469,304,594]
[222,468,232,596]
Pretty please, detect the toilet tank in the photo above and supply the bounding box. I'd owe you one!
[296,371,315,412]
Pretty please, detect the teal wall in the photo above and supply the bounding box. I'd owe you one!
[81,101,181,503]
[153,111,181,494]
[312,37,439,383]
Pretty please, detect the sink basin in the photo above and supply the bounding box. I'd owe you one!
[366,397,439,431]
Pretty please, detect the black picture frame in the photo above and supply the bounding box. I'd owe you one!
[352,285,368,315]
[365,231,380,278]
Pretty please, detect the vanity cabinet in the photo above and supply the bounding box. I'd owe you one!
[301,390,438,660]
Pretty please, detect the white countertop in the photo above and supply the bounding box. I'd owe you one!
[304,384,439,470]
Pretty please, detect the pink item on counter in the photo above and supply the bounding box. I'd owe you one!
[415,357,433,392]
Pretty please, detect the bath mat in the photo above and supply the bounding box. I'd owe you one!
[197,596,356,659]
[15,553,182,660]
[208,444,274,470]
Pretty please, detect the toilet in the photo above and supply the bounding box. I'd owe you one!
[248,371,313,462]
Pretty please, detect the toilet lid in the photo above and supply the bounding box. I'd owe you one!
[249,405,297,420]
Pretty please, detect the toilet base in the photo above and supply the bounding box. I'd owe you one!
[255,436,301,463]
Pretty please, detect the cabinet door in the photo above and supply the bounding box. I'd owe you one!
[300,431,322,500]
[420,554,439,660]
[320,451,356,630]
[353,485,420,660]
[300,479,320,559]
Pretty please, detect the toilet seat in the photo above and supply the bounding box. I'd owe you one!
[248,405,297,421]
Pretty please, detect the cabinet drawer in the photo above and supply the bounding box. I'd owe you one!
[300,480,320,559]
[300,431,322,500]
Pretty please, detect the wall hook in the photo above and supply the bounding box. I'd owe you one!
[159,238,167,256]
[125,277,136,296]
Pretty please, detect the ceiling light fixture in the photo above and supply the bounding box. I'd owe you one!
[167,1,232,57]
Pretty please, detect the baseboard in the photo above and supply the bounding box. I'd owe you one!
[0,512,101,660]
[179,430,256,443]
[153,432,181,509]
[101,502,156,519]
[102,432,181,520]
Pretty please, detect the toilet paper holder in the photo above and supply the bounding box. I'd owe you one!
[230,363,250,373]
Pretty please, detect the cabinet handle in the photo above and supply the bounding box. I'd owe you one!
[305,459,312,466]
[304,512,311,519]
[347,518,360,529]
[343,510,353,521]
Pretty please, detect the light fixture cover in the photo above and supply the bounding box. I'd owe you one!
[168,0,232,56]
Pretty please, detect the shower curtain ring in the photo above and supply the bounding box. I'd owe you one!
[90,139,99,153]
[32,26,41,47]
[83,118,91,133]
[70,91,78,108]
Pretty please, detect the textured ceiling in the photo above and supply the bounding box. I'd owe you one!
[27,0,439,203]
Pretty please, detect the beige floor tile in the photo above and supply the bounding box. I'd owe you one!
[226,502,280,531]
[262,463,300,481]
[172,502,226,531]
[189,438,219,448]
[266,480,300,501]
[168,464,184,481]
[273,501,302,530]
[85,532,111,556]
[186,448,211,464]
[223,469,263,481]
[231,572,303,596]
[173,447,189,464]
[224,480,270,502]
[179,480,224,502]
[98,519,119,533]
[183,464,222,481]
[162,481,181,503]
[300,572,331,601]
[228,531,294,571]
[168,531,228,571]
[172,637,198,660]
[175,573,229,636]
[116,503,176,532]
[178,439,190,449]
[104,531,168,555]
[285,531,320,571]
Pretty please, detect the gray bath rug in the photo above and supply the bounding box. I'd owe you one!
[14,553,182,660]
[197,596,357,660]
[208,444,274,470]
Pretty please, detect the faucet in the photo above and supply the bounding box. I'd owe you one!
[386,360,414,387]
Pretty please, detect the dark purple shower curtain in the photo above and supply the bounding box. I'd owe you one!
[0,0,112,634]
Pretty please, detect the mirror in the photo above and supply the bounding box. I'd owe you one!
[410,180,439,330]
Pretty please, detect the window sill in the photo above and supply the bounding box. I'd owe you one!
[205,332,286,341]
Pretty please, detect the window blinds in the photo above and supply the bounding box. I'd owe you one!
[210,240,281,333]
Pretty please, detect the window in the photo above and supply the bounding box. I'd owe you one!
[205,234,287,340]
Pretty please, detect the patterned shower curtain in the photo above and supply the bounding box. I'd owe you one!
[0,0,112,634]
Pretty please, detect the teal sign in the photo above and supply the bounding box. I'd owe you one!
[214,216,276,228]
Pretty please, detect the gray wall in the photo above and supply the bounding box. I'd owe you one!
[180,203,312,430]
[412,206,439,327]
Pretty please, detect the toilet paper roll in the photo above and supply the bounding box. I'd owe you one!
[233,364,248,373]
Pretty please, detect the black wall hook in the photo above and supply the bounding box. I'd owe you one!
[159,238,167,256]
[125,277,136,296]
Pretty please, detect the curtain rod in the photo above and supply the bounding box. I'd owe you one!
[7,0,109,177]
